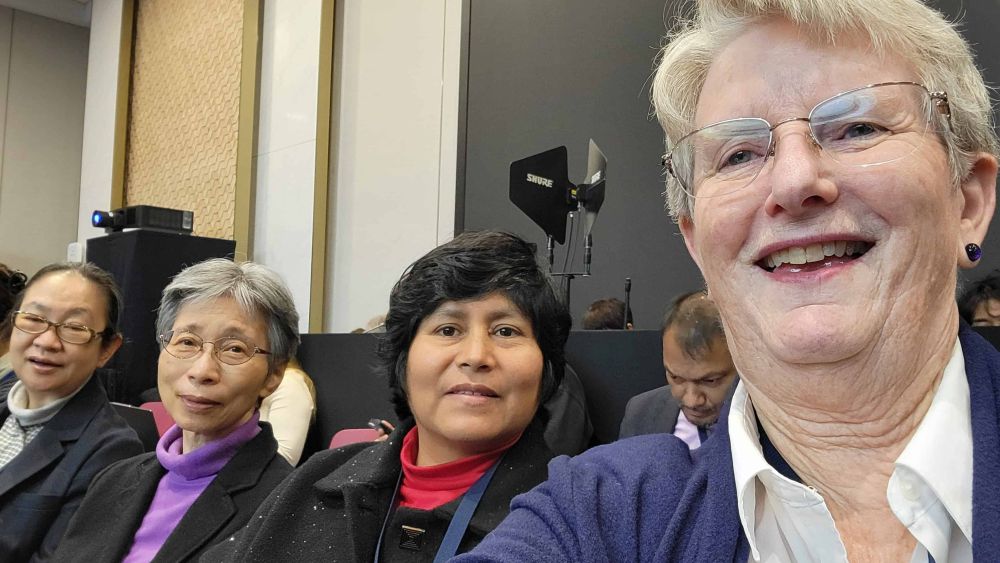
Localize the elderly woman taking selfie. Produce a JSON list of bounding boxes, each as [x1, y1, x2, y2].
[[205, 230, 571, 561], [0, 263, 142, 561], [460, 0, 1000, 562], [54, 259, 298, 562]]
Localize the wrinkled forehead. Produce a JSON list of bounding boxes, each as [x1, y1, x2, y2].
[[694, 18, 913, 127]]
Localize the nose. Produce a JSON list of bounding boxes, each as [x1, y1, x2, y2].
[[185, 345, 222, 385], [32, 324, 64, 350], [456, 330, 495, 372], [683, 384, 707, 409], [762, 122, 839, 216]]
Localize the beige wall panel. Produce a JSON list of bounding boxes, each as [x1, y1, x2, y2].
[[0, 11, 88, 276], [124, 0, 243, 239]]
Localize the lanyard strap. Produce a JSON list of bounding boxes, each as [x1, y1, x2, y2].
[[373, 458, 503, 563], [432, 458, 501, 563]]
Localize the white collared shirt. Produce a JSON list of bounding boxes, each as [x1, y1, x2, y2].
[[729, 339, 972, 563]]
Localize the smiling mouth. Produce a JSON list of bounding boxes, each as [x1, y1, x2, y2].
[[758, 240, 873, 273]]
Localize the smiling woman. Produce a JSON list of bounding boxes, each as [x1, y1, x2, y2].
[[204, 231, 572, 562], [458, 1, 1000, 562], [0, 263, 143, 561], [54, 259, 300, 562]]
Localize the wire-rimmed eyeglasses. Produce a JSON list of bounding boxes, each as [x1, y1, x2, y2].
[[158, 331, 271, 366], [12, 311, 107, 345], [661, 81, 951, 199]]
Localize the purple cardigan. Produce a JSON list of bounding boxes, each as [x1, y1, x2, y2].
[[455, 324, 1000, 562]]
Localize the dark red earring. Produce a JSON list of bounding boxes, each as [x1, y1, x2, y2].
[[966, 243, 983, 262]]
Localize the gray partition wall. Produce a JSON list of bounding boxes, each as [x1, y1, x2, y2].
[[459, 0, 1000, 327]]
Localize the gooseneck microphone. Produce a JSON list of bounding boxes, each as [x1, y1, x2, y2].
[[623, 277, 632, 329]]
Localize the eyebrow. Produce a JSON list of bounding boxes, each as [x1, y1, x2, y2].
[[428, 304, 526, 323], [173, 322, 255, 339], [23, 303, 96, 320]]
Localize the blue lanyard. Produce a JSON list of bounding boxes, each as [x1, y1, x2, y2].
[[373, 458, 502, 563]]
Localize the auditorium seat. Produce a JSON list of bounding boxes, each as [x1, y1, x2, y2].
[[329, 428, 380, 449], [140, 401, 175, 435]]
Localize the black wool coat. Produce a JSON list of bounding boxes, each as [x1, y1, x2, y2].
[[53, 422, 292, 563], [202, 419, 554, 563], [0, 376, 143, 562]]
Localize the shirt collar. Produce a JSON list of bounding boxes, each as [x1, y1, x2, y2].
[[729, 340, 973, 559], [894, 338, 972, 541]]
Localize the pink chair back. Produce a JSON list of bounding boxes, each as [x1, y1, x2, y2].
[[140, 401, 175, 436], [329, 428, 380, 449]]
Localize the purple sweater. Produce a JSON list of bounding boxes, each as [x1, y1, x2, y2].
[[122, 413, 261, 563]]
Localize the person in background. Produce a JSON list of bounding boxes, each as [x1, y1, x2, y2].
[[619, 291, 738, 447], [203, 230, 571, 562], [259, 356, 316, 466], [55, 259, 298, 562], [459, 0, 1000, 560], [0, 264, 27, 387], [581, 297, 633, 330], [959, 271, 1000, 326], [0, 262, 143, 561]]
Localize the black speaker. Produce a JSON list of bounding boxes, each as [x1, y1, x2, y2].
[[86, 230, 236, 404]]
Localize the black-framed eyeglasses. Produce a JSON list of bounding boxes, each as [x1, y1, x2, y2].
[[12, 311, 106, 345], [158, 330, 271, 366], [661, 81, 952, 199]]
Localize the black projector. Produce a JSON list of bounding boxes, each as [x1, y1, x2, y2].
[[92, 205, 194, 235]]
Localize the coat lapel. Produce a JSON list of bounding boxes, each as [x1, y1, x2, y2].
[[98, 455, 165, 561], [314, 425, 408, 561], [152, 424, 284, 562], [959, 325, 1000, 557], [0, 377, 106, 498]]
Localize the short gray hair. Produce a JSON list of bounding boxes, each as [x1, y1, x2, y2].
[[652, 0, 998, 221], [155, 258, 300, 372]]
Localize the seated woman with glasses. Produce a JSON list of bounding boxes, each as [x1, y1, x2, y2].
[[54, 258, 299, 562], [0, 263, 143, 561], [205, 231, 572, 562]]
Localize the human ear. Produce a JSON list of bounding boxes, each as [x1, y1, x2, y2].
[[96, 334, 123, 367], [678, 215, 704, 272], [957, 153, 998, 269]]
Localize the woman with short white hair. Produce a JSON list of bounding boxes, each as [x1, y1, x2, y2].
[[461, 0, 1000, 561]]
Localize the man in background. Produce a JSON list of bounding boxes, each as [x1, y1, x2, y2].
[[582, 297, 633, 330], [619, 291, 737, 448]]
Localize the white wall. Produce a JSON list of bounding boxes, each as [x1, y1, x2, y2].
[[70, 0, 463, 333], [253, 0, 322, 334], [0, 9, 88, 275], [324, 0, 462, 332], [76, 0, 121, 249]]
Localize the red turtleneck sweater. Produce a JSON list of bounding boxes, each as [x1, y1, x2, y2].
[[397, 427, 521, 510]]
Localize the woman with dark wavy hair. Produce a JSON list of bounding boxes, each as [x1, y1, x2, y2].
[[0, 263, 27, 384], [206, 230, 571, 562]]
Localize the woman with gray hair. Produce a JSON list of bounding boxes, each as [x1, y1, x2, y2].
[[55, 258, 299, 562], [462, 0, 1000, 561]]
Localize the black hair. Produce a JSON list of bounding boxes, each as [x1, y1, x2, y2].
[[582, 297, 633, 330], [379, 230, 571, 422], [958, 271, 1000, 324], [661, 290, 725, 360], [12, 262, 123, 347], [0, 264, 27, 340]]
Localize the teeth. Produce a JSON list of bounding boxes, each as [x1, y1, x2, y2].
[[764, 240, 870, 269], [805, 243, 824, 263], [835, 240, 847, 257]]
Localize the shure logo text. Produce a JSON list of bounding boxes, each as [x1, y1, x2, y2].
[[526, 173, 554, 188]]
